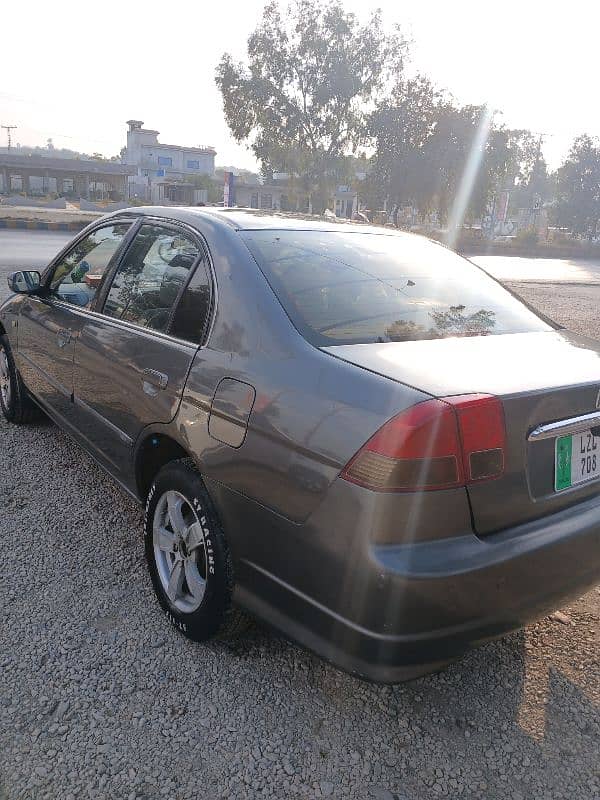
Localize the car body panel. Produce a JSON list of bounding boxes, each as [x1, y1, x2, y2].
[[323, 330, 600, 397], [13, 296, 84, 421], [325, 330, 600, 534], [72, 312, 198, 472]]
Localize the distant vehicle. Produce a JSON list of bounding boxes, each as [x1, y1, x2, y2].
[[1, 208, 599, 682]]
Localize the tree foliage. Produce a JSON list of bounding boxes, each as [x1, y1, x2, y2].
[[215, 0, 407, 210], [368, 83, 543, 224], [215, 0, 598, 233], [555, 135, 600, 236]]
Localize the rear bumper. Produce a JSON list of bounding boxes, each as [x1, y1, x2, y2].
[[237, 490, 600, 684], [363, 495, 600, 681]]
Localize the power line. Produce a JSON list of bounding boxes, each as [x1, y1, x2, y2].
[[1, 124, 17, 151]]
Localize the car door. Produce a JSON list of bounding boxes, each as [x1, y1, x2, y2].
[[15, 221, 135, 422], [71, 221, 212, 480]]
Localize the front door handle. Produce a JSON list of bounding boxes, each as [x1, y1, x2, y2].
[[57, 328, 71, 348], [142, 368, 169, 393]]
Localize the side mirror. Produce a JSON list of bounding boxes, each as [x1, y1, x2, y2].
[[7, 271, 41, 295]]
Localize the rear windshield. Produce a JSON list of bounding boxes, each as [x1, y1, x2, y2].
[[241, 229, 552, 346]]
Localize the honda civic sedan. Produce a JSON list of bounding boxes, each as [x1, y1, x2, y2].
[[1, 207, 599, 682]]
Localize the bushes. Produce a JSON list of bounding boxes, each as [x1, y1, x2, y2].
[[513, 228, 538, 247]]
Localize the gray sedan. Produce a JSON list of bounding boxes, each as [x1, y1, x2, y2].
[[1, 207, 599, 683]]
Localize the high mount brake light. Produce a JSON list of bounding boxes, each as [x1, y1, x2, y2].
[[341, 395, 505, 492]]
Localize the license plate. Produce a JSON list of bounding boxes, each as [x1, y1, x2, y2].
[[555, 429, 600, 491]]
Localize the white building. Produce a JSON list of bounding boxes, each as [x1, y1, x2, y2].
[[123, 120, 216, 204]]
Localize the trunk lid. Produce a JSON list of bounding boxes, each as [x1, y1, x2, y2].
[[324, 330, 600, 534]]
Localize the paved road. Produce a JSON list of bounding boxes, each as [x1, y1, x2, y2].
[[472, 255, 600, 284], [0, 231, 71, 302], [0, 230, 71, 269]]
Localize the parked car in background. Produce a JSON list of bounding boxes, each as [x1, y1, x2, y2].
[[1, 207, 599, 682]]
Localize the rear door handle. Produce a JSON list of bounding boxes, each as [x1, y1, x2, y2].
[[57, 328, 71, 348], [142, 368, 169, 392]]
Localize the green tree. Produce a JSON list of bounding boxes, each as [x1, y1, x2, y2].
[[187, 173, 222, 203], [215, 0, 407, 212], [366, 75, 443, 218], [369, 84, 541, 228], [555, 135, 600, 237]]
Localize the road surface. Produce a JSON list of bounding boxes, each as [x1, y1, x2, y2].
[[0, 231, 71, 301]]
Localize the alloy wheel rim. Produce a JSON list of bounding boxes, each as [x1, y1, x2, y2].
[[153, 490, 208, 613], [0, 348, 11, 409]]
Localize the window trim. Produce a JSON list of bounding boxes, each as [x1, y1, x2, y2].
[[96, 218, 215, 346], [38, 213, 217, 348], [47, 300, 201, 351]]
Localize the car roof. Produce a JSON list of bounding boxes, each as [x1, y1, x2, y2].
[[114, 206, 417, 238]]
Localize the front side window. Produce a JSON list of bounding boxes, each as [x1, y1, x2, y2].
[[158, 156, 172, 167], [241, 230, 553, 346], [186, 160, 200, 170], [102, 224, 199, 333], [49, 223, 132, 308]]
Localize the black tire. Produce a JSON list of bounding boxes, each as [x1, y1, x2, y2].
[[144, 457, 250, 642], [0, 334, 43, 425]]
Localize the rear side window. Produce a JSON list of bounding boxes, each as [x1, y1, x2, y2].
[[241, 230, 552, 346], [170, 260, 212, 344], [102, 224, 199, 333]]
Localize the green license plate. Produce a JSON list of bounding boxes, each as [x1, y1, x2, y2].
[[555, 430, 600, 491]]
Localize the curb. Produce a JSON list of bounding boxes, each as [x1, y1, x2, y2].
[[0, 219, 87, 231]]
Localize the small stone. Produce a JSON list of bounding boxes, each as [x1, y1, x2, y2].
[[54, 701, 69, 720], [370, 788, 395, 800], [320, 781, 334, 796], [550, 611, 572, 625]]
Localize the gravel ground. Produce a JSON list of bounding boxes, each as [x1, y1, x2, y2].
[[505, 281, 600, 339], [0, 285, 598, 800]]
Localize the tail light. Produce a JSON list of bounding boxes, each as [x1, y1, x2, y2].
[[341, 394, 505, 492]]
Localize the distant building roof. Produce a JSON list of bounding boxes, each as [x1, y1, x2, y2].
[[0, 153, 136, 175], [139, 142, 216, 155]]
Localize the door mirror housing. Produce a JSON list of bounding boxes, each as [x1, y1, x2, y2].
[[7, 271, 41, 295]]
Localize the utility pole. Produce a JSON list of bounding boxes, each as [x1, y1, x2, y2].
[[1, 125, 17, 151], [527, 132, 546, 230]]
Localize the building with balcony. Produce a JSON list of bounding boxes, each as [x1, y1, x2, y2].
[[123, 120, 216, 204]]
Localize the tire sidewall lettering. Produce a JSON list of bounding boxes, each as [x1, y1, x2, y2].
[[165, 610, 187, 633]]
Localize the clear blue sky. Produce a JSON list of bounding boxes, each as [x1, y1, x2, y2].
[[1, 0, 597, 170]]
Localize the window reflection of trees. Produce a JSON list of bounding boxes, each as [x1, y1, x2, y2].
[[384, 306, 496, 342]]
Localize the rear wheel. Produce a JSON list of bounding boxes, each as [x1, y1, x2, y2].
[[144, 458, 250, 641], [0, 335, 42, 424]]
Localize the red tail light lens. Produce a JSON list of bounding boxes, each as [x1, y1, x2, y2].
[[444, 394, 506, 482], [341, 395, 505, 492]]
